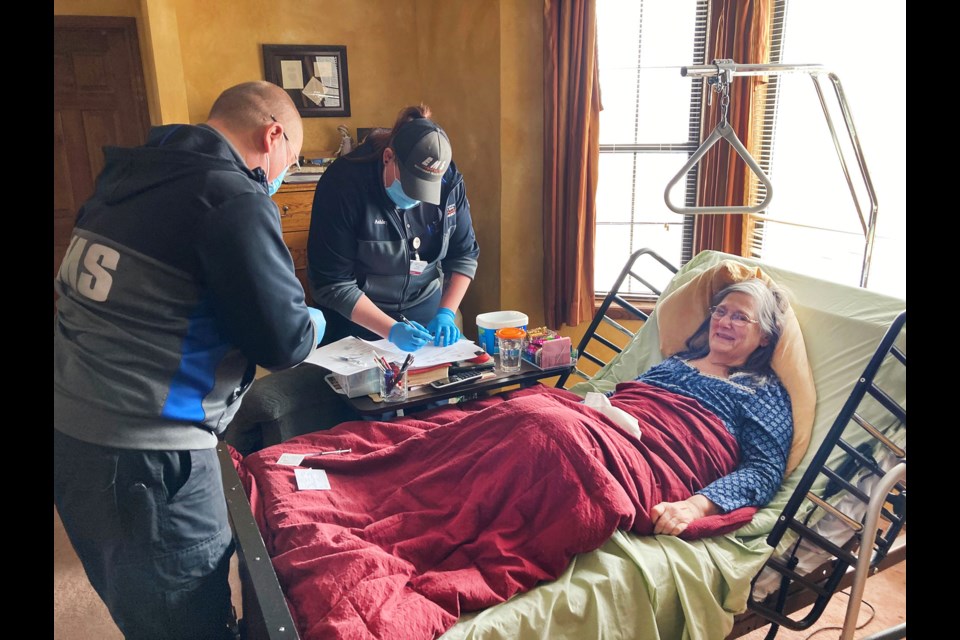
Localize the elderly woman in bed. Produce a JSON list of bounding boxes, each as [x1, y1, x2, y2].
[[636, 278, 793, 536]]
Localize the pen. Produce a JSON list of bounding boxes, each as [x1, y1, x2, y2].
[[384, 363, 398, 394], [399, 314, 435, 340], [397, 353, 414, 377]]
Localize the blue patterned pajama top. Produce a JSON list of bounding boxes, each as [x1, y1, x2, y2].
[[630, 356, 793, 512]]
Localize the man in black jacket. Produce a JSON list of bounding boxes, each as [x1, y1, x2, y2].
[[53, 81, 324, 639]]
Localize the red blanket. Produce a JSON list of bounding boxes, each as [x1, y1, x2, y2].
[[238, 382, 756, 640]]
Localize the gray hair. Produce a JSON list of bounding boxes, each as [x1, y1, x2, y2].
[[679, 278, 789, 375]]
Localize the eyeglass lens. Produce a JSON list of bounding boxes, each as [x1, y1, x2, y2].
[[710, 306, 753, 325]]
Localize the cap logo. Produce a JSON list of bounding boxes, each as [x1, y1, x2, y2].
[[418, 156, 447, 175]]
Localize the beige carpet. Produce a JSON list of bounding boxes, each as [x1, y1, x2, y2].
[[54, 507, 243, 640], [55, 506, 904, 639]]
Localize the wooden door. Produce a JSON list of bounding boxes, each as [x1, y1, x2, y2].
[[53, 16, 151, 290]]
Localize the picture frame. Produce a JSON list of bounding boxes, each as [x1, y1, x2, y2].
[[262, 44, 351, 118]]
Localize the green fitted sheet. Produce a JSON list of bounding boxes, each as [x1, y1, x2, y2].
[[442, 250, 906, 640]]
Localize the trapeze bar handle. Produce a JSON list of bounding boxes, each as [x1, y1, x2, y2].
[[664, 121, 774, 215], [681, 62, 827, 78]]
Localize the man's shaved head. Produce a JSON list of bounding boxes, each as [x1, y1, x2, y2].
[[208, 81, 303, 146]]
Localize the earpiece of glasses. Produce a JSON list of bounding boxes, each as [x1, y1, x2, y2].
[[270, 114, 301, 174], [709, 306, 759, 327]]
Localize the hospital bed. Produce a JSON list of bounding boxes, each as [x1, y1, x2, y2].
[[217, 248, 906, 640]]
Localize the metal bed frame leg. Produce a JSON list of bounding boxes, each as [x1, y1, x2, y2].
[[860, 622, 906, 640], [839, 462, 907, 640]]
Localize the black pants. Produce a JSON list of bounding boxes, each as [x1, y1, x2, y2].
[[53, 429, 235, 640]]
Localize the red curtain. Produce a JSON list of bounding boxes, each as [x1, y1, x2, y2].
[[694, 0, 773, 255], [543, 0, 601, 327]]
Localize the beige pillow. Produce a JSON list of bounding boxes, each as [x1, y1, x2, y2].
[[656, 260, 815, 477]]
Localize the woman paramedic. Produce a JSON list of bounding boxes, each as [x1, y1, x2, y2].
[[306, 104, 480, 351]]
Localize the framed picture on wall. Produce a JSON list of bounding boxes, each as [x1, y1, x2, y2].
[[262, 44, 351, 118]]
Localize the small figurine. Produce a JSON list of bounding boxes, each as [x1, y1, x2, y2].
[[336, 125, 354, 157]]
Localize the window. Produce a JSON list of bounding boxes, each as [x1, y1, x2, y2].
[[748, 0, 906, 299], [596, 1, 905, 301], [594, 0, 708, 296]]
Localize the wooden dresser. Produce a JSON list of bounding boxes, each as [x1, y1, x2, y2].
[[272, 182, 318, 305]]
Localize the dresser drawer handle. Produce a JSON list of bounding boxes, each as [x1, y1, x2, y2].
[[281, 205, 290, 217]]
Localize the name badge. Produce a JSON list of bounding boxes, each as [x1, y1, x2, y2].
[[409, 259, 428, 275]]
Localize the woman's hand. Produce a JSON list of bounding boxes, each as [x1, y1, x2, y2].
[[388, 320, 433, 352], [427, 308, 460, 346], [650, 495, 720, 536]]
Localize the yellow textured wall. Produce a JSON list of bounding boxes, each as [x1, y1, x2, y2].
[[173, 0, 423, 152], [140, 0, 189, 124], [414, 2, 503, 340], [499, 0, 544, 329]]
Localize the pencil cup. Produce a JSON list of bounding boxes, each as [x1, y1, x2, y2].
[[380, 366, 408, 403]]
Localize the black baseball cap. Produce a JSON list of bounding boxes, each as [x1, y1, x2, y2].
[[392, 118, 452, 206]]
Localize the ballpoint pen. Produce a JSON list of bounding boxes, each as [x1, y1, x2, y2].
[[399, 314, 435, 340], [396, 353, 414, 377]]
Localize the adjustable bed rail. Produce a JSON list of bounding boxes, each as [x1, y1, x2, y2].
[[217, 444, 300, 640], [740, 311, 907, 640], [557, 248, 678, 389]]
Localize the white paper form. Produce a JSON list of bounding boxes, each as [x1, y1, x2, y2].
[[304, 336, 390, 374], [305, 336, 485, 373], [277, 453, 307, 466], [361, 338, 485, 368], [294, 468, 331, 491]]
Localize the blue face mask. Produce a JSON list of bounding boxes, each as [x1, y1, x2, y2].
[[267, 167, 288, 196], [264, 133, 293, 196], [386, 178, 420, 210]]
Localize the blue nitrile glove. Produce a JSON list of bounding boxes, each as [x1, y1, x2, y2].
[[427, 308, 460, 347], [388, 319, 432, 352], [307, 307, 326, 346]]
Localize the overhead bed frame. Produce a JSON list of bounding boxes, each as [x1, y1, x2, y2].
[[217, 248, 906, 640]]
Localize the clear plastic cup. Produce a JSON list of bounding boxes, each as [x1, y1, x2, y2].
[[496, 327, 527, 373], [380, 366, 408, 403]]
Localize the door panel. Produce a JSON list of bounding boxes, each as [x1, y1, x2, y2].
[[53, 16, 150, 296]]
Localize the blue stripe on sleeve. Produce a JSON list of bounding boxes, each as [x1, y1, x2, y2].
[[161, 303, 230, 422]]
